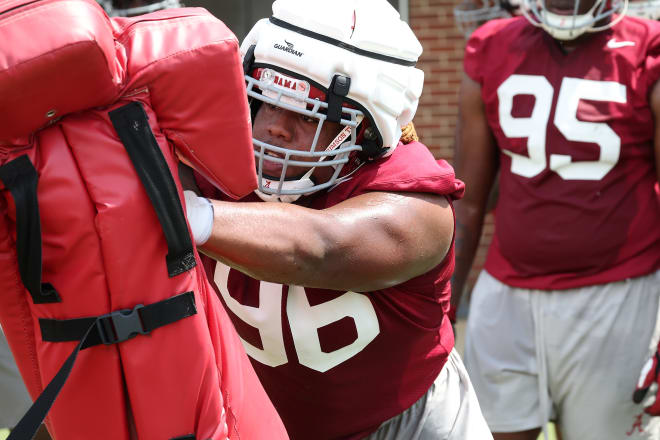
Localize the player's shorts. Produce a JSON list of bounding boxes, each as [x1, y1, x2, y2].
[[364, 348, 493, 440], [464, 269, 660, 440], [0, 326, 32, 428]]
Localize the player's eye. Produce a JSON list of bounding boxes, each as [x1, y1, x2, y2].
[[300, 114, 316, 123]]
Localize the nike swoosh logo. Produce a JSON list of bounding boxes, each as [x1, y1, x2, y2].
[[607, 39, 636, 49]]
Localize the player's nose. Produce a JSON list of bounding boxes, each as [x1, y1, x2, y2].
[[267, 109, 296, 142]]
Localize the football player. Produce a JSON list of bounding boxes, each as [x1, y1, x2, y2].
[[182, 0, 493, 438], [452, 0, 660, 437]]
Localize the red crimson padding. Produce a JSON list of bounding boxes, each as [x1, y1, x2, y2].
[[0, 1, 283, 439]]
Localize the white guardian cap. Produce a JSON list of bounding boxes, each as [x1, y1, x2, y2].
[[242, 0, 424, 202]]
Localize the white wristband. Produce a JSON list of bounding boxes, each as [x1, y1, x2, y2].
[[183, 190, 214, 246]]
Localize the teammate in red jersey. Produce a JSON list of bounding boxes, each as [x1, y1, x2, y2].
[[452, 0, 660, 437], [181, 0, 493, 438]]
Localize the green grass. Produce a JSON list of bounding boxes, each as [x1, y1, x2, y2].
[[537, 423, 559, 440]]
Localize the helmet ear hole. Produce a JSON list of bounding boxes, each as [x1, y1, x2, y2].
[[356, 123, 387, 159]]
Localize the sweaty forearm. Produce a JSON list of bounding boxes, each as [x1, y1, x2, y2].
[[200, 200, 332, 286], [450, 201, 487, 310]]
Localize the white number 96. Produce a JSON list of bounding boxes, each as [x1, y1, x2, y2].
[[214, 264, 380, 373]]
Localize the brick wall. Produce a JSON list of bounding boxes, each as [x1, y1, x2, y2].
[[409, 0, 494, 302]]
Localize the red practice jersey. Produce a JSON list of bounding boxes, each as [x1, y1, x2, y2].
[[198, 141, 464, 439], [465, 16, 660, 290]]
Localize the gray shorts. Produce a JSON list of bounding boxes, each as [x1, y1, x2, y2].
[[363, 349, 493, 440], [464, 270, 660, 440], [0, 326, 31, 428]]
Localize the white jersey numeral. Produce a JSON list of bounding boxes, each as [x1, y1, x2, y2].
[[498, 75, 553, 178], [497, 75, 626, 180], [552, 78, 626, 180], [214, 264, 381, 372], [214, 263, 287, 367], [287, 286, 379, 372]]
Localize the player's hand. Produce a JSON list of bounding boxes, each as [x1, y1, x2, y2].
[[183, 190, 214, 246], [633, 343, 660, 415]]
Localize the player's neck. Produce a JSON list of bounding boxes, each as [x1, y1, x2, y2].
[[552, 32, 595, 54], [556, 39, 578, 53], [549, 18, 611, 54]]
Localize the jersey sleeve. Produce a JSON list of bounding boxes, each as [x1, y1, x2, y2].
[[464, 18, 522, 83], [463, 24, 487, 82], [463, 19, 504, 82]]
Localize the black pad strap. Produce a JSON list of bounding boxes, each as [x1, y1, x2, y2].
[[171, 436, 196, 440], [39, 291, 197, 347], [108, 102, 196, 277], [8, 317, 96, 440], [0, 155, 60, 304], [10, 292, 196, 440], [326, 75, 351, 124]]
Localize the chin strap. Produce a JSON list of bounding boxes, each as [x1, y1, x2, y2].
[[254, 167, 316, 203]]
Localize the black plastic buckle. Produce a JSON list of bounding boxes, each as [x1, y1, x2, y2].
[[96, 304, 148, 345]]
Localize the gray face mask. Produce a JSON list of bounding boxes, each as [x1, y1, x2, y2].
[[246, 69, 365, 203], [522, 0, 628, 40]]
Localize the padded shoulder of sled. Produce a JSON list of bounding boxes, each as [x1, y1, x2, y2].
[[116, 9, 257, 199], [0, 0, 121, 145]]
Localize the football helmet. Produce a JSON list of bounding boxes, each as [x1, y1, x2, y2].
[[454, 0, 515, 37], [521, 0, 628, 40], [627, 0, 660, 19], [242, 0, 424, 202], [98, 0, 181, 17]]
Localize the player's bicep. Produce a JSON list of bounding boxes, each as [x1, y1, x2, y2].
[[320, 191, 454, 292], [455, 72, 499, 207], [652, 79, 660, 184]]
